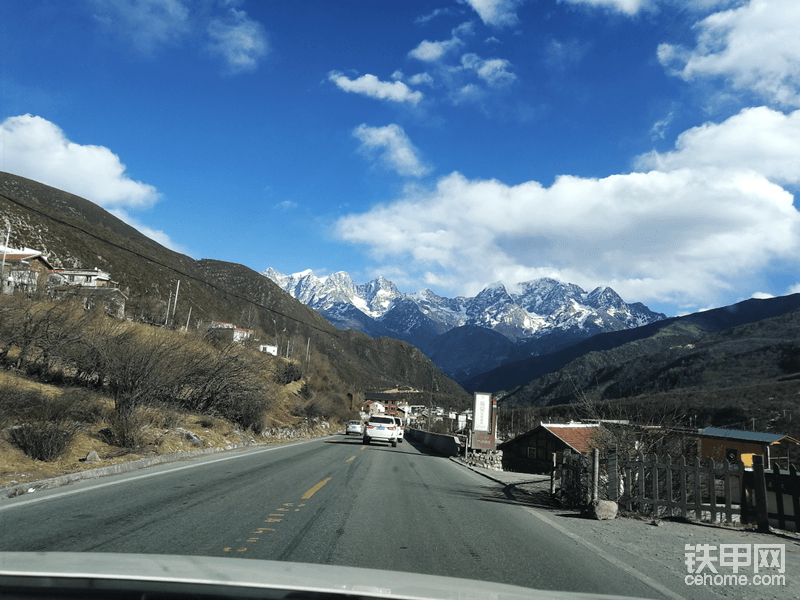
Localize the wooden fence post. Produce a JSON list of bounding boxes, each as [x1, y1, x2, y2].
[[608, 445, 618, 501], [550, 452, 557, 496], [752, 454, 770, 532], [592, 448, 599, 503]]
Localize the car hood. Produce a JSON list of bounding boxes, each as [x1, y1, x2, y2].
[[0, 552, 641, 600]]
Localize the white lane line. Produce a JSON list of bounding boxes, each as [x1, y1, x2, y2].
[[524, 508, 687, 600], [0, 438, 325, 512]]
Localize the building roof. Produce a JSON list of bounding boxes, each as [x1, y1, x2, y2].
[[1, 249, 55, 270], [543, 424, 599, 453], [499, 422, 599, 454], [700, 427, 799, 445]]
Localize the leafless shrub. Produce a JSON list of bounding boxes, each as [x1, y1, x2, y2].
[[1, 389, 80, 462], [273, 360, 303, 385]]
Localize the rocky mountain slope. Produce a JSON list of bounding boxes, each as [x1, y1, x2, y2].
[[500, 296, 800, 407], [0, 172, 469, 409], [263, 268, 666, 384]]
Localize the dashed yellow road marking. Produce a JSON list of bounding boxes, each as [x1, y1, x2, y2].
[[223, 547, 231, 552], [360, 446, 366, 450], [269, 513, 283, 517], [237, 548, 247, 552], [247, 538, 259, 542], [345, 456, 355, 463], [301, 478, 331, 499]]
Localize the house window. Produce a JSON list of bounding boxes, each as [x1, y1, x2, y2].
[[725, 448, 739, 462], [526, 447, 536, 459]]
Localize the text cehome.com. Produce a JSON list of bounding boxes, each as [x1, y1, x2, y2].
[[684, 573, 785, 586]]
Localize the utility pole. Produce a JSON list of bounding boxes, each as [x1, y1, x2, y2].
[[165, 291, 172, 326], [172, 280, 180, 321], [1, 226, 10, 293]]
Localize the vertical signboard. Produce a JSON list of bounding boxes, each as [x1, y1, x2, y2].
[[471, 392, 495, 450], [473, 392, 491, 432]]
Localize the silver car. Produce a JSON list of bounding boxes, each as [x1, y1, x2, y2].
[[346, 420, 363, 435]]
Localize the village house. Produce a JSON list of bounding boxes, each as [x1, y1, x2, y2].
[[698, 426, 800, 469], [498, 422, 602, 473], [48, 267, 114, 287], [362, 392, 407, 417], [0, 247, 55, 295], [204, 321, 254, 344], [2, 245, 126, 317]]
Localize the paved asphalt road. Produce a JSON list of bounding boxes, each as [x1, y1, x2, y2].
[[0, 434, 707, 599]]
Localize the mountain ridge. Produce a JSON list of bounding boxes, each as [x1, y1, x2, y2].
[[263, 267, 666, 384]]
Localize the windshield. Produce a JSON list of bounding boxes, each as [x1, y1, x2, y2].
[[1, 2, 798, 600]]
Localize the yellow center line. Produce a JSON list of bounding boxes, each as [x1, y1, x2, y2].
[[345, 456, 355, 463], [301, 477, 331, 499], [360, 446, 366, 450]]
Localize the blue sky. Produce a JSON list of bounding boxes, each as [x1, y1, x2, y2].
[[2, 0, 799, 317]]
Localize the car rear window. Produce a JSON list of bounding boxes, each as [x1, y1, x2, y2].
[[370, 417, 393, 424]]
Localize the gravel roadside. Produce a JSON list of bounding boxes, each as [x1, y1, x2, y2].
[[452, 458, 800, 600]]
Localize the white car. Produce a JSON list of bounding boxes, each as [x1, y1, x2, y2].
[[362, 415, 397, 447], [346, 420, 363, 435], [392, 416, 404, 443]]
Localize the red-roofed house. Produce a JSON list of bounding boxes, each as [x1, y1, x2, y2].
[[498, 422, 601, 474], [1, 247, 55, 294]]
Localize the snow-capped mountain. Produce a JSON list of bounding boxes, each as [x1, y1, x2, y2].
[[262, 268, 401, 317], [263, 268, 666, 384]]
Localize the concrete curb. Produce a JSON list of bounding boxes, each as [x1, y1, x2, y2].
[[2, 428, 343, 501], [1, 442, 259, 500], [449, 456, 510, 486]]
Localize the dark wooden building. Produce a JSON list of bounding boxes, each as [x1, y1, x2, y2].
[[499, 423, 601, 473]]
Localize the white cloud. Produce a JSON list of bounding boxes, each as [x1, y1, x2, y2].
[[750, 291, 774, 299], [1, 114, 159, 209], [458, 0, 524, 27], [409, 73, 435, 86], [90, 0, 190, 55], [635, 106, 800, 185], [461, 54, 516, 87], [649, 109, 675, 140], [0, 114, 191, 253], [658, 0, 800, 107], [353, 124, 431, 178], [408, 22, 472, 63], [545, 39, 589, 70], [560, 0, 649, 14], [409, 38, 463, 62], [415, 8, 458, 24], [108, 209, 189, 254], [207, 8, 268, 74], [275, 200, 298, 211], [335, 164, 800, 307], [787, 283, 800, 295], [328, 72, 424, 104]]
